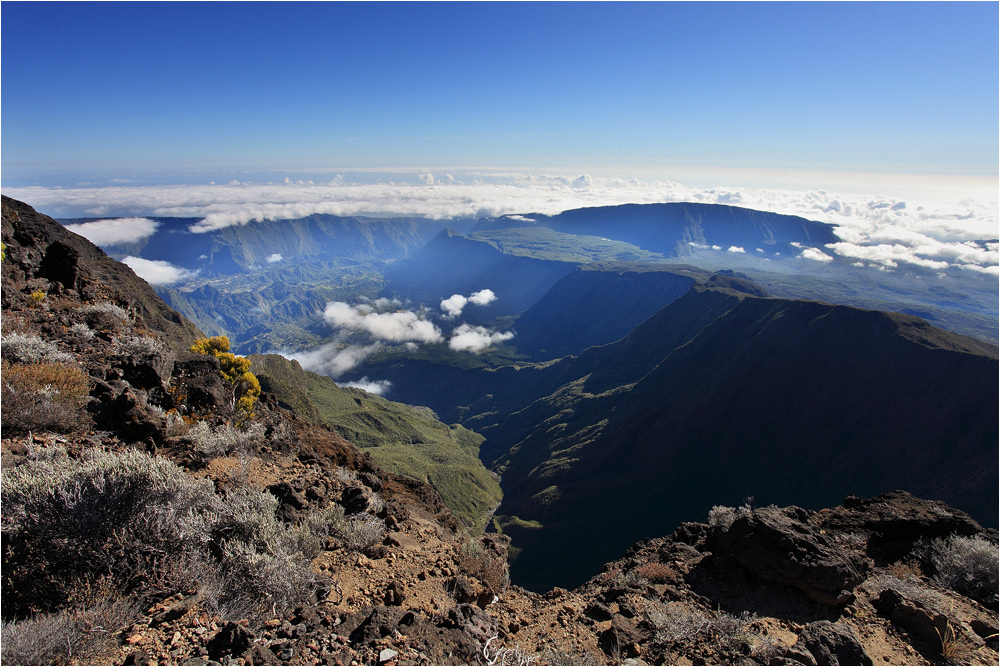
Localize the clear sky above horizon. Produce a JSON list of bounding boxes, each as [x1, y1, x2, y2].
[[2, 1, 998, 184]]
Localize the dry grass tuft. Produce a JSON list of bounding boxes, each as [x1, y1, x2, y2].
[[1, 361, 92, 434]]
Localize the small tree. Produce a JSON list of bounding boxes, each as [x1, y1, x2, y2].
[[190, 336, 260, 418]]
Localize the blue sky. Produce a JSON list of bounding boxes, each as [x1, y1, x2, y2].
[[2, 1, 997, 182]]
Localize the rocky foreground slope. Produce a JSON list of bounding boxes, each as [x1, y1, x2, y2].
[[2, 196, 998, 666]]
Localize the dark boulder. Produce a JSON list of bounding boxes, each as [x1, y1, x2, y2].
[[446, 603, 496, 644], [784, 620, 873, 665], [871, 587, 983, 651], [709, 505, 870, 605], [119, 350, 176, 391], [822, 491, 984, 562], [206, 622, 255, 661], [172, 352, 229, 413], [598, 614, 652, 659], [347, 606, 412, 645]]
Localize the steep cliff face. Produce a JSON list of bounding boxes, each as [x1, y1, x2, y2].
[[511, 264, 700, 360], [485, 286, 999, 590], [382, 229, 578, 318]]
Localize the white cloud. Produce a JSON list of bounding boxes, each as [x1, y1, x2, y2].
[[799, 247, 834, 262], [441, 289, 498, 318], [122, 256, 199, 285], [727, 246, 746, 253], [283, 342, 381, 378], [468, 288, 497, 306], [825, 242, 951, 271], [63, 217, 159, 245], [266, 253, 283, 263], [323, 301, 443, 343], [337, 377, 393, 396], [449, 324, 515, 352], [440, 294, 468, 319]]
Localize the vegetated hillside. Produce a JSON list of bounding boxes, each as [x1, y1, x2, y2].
[[65, 213, 473, 276], [248, 353, 502, 533], [483, 285, 999, 591], [3, 196, 999, 666], [512, 263, 705, 360], [476, 202, 840, 258]]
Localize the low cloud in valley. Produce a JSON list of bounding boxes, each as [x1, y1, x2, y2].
[[323, 301, 443, 344], [63, 217, 159, 245], [440, 289, 497, 319], [337, 377, 393, 396], [449, 324, 515, 352], [122, 256, 199, 285]]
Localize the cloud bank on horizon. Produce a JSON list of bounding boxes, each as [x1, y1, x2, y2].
[[9, 169, 998, 275]]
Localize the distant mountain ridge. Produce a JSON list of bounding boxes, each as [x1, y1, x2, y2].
[[62, 213, 475, 276], [476, 202, 840, 257], [381, 229, 579, 318]]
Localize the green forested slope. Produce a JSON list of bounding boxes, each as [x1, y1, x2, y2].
[[249, 353, 502, 532]]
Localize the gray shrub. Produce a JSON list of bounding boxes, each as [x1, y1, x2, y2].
[[1, 332, 75, 364], [2, 447, 323, 623]]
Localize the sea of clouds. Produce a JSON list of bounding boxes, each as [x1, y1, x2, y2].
[[30, 169, 998, 278]]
